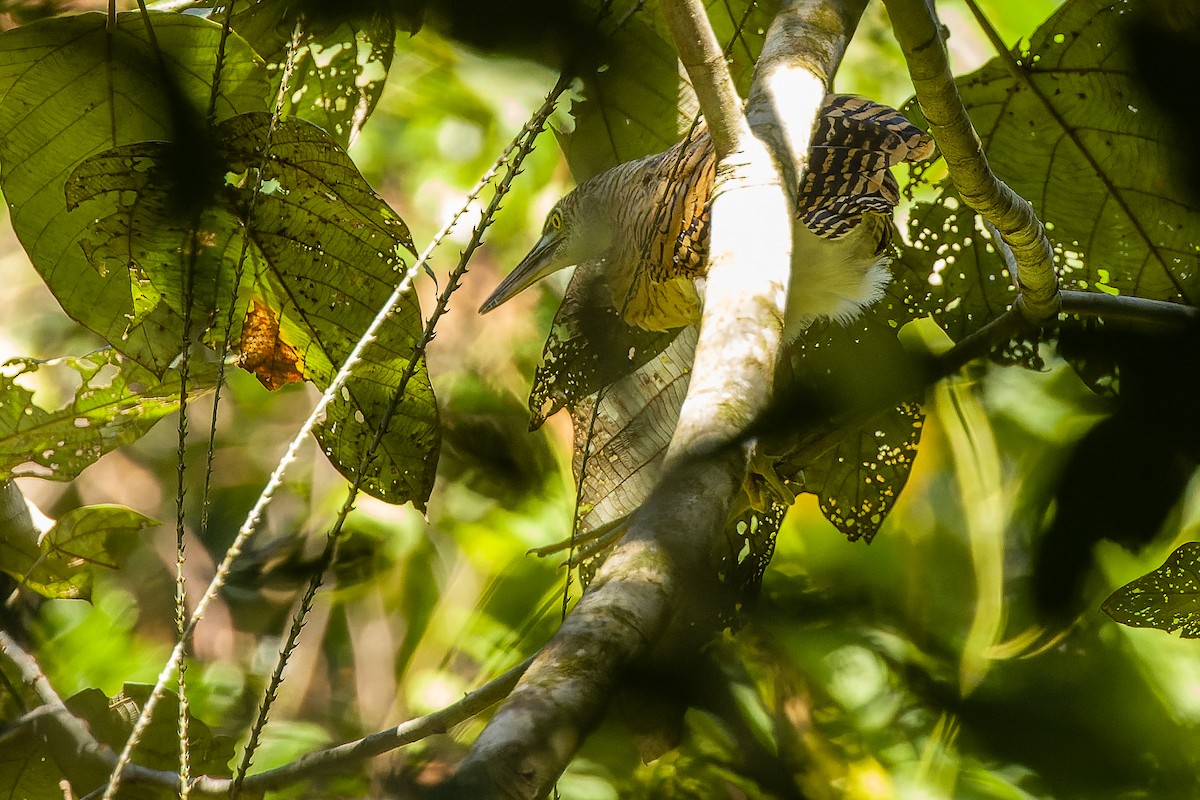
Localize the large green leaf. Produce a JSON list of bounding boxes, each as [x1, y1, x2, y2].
[[563, 0, 779, 180], [23, 684, 235, 799], [0, 734, 60, 800], [65, 113, 440, 508], [0, 350, 184, 481], [180, 0, 396, 146], [0, 502, 154, 600], [0, 11, 270, 372], [1103, 542, 1200, 638], [777, 318, 928, 543], [893, 0, 1200, 340], [528, 258, 682, 429]]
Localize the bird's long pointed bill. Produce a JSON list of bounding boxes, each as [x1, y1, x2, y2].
[[478, 234, 562, 314]]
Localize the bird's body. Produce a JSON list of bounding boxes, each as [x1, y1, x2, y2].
[[481, 94, 934, 339]]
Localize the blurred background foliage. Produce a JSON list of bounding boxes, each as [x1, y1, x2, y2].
[[1, 0, 1198, 798]]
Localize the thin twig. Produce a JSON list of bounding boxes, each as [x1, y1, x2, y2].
[[0, 624, 530, 797]]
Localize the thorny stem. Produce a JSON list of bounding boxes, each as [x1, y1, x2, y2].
[[0, 624, 529, 797], [229, 74, 571, 797]]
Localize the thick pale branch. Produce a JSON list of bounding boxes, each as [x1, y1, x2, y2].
[[438, 3, 866, 798], [667, 0, 865, 462], [747, 0, 868, 191], [661, 0, 789, 462], [884, 0, 1060, 321], [660, 0, 750, 158]]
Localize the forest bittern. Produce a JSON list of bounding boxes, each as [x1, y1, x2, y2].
[[480, 95, 934, 338]]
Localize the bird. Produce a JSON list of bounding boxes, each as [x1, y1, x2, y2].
[[479, 94, 935, 340]]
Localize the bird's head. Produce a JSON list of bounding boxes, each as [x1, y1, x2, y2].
[[479, 185, 612, 314]]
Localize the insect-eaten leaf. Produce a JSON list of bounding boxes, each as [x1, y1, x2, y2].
[[0, 504, 155, 601], [770, 318, 930, 543], [798, 400, 924, 544], [66, 112, 439, 508], [183, 0, 396, 146], [0, 350, 188, 482], [896, 0, 1200, 344], [1103, 543, 1200, 638], [530, 258, 682, 429], [0, 10, 269, 373]]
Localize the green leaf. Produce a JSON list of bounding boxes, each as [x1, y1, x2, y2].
[[0, 734, 62, 800], [798, 400, 924, 544], [0, 11, 270, 372], [528, 259, 681, 429], [45, 684, 236, 798], [65, 113, 438, 507], [0, 350, 183, 481], [1103, 542, 1200, 638], [0, 503, 154, 600], [563, 0, 779, 179], [777, 317, 929, 543], [226, 114, 437, 507], [182, 0, 396, 146], [895, 0, 1200, 339]]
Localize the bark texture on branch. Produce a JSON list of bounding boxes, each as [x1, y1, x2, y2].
[[883, 0, 1060, 321], [437, 2, 866, 798]]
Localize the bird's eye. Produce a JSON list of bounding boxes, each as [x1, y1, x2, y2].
[[548, 210, 563, 231]]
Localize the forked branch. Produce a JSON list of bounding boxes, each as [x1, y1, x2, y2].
[[435, 2, 867, 798]]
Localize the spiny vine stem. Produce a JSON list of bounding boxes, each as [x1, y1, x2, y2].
[[0, 622, 530, 797], [231, 74, 570, 795], [100, 17, 308, 800]]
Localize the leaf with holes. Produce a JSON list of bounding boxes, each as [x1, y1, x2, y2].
[[182, 0, 396, 146], [896, 0, 1200, 341], [797, 400, 924, 543], [0, 504, 154, 600], [563, 0, 780, 180], [0, 351, 186, 482], [65, 112, 439, 508], [0, 11, 269, 373], [1103, 543, 1200, 637], [529, 259, 682, 429], [774, 317, 929, 542]]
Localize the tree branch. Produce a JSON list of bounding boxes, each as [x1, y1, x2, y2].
[[884, 0, 1060, 322], [194, 657, 532, 795], [773, 288, 1200, 485], [0, 628, 529, 798], [0, 629, 178, 793], [435, 3, 866, 798], [660, 0, 749, 158]]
